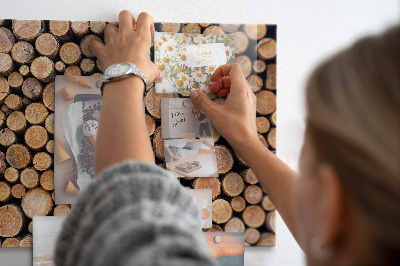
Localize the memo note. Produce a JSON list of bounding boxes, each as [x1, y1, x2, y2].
[[161, 98, 212, 139], [185, 43, 227, 67]]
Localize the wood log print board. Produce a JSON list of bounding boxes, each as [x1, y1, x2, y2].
[[0, 19, 277, 247]]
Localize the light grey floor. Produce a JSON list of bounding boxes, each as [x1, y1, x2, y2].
[[0, 1, 398, 265]]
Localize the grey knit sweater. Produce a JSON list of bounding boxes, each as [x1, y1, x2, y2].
[[54, 160, 217, 266]]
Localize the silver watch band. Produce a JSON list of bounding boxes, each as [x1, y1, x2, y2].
[[96, 62, 148, 95]]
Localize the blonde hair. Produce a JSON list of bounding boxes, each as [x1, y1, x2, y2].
[[305, 26, 400, 264]]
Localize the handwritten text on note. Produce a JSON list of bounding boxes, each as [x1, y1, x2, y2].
[[184, 43, 227, 67]]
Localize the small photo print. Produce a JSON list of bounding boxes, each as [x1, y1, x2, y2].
[[204, 232, 245, 266], [190, 189, 212, 228], [54, 75, 102, 204], [33, 216, 66, 266], [161, 98, 212, 139], [164, 138, 218, 177], [154, 32, 235, 94], [54, 75, 146, 205]]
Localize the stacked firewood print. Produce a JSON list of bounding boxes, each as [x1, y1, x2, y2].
[[0, 19, 277, 249]]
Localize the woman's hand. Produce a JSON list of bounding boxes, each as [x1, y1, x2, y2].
[[90, 10, 163, 84], [189, 63, 259, 149]]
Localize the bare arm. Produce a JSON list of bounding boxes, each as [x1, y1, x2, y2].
[[91, 11, 163, 175], [187, 107, 201, 125], [199, 117, 208, 123], [187, 106, 195, 116], [189, 64, 300, 243], [95, 77, 154, 174], [165, 145, 180, 160], [229, 135, 298, 240], [201, 139, 214, 149]]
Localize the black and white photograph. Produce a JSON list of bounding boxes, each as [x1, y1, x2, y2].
[[164, 138, 218, 177], [161, 98, 212, 139]]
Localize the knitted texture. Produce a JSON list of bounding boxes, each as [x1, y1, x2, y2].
[[54, 160, 217, 266]]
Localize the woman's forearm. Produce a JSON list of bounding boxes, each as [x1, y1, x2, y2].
[[187, 63, 299, 241], [202, 139, 214, 149], [95, 76, 154, 175], [230, 137, 299, 242], [165, 146, 175, 157], [89, 11, 161, 175]]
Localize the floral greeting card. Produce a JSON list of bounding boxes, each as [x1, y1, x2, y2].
[[154, 32, 235, 94]]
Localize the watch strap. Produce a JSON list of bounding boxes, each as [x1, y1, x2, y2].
[[96, 62, 148, 96]]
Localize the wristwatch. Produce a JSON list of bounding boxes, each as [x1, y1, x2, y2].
[[96, 62, 148, 95]]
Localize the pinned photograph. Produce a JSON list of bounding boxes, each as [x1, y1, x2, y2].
[[161, 98, 212, 139], [164, 138, 218, 177], [204, 232, 245, 266], [33, 216, 66, 266], [154, 32, 235, 94], [190, 189, 212, 228], [54, 75, 102, 204], [54, 74, 150, 204]]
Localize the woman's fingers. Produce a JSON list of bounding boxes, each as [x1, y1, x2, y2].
[[136, 12, 154, 36], [210, 63, 243, 83], [118, 10, 135, 35], [150, 62, 164, 83], [210, 65, 226, 82], [104, 23, 118, 45], [90, 39, 105, 59], [218, 88, 230, 97], [209, 76, 231, 93]]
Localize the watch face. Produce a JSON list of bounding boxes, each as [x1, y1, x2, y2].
[[105, 62, 131, 77]]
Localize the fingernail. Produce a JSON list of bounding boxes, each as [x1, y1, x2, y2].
[[154, 72, 164, 83], [190, 90, 199, 100]]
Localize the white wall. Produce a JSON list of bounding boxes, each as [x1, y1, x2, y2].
[[0, 1, 398, 265]]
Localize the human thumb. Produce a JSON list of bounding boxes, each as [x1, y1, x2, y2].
[[189, 90, 215, 115], [150, 63, 164, 83]]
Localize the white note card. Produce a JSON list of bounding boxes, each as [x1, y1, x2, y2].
[[184, 43, 227, 67]]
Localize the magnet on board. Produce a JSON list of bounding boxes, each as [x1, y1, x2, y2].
[[214, 235, 221, 243], [183, 98, 192, 107], [193, 35, 201, 44]]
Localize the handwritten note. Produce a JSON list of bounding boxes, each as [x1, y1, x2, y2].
[[161, 98, 212, 139], [171, 111, 186, 128], [184, 43, 227, 67]]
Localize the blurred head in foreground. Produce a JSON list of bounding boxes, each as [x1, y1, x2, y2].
[[294, 25, 400, 265]]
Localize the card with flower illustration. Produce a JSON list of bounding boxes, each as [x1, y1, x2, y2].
[[154, 32, 235, 94]]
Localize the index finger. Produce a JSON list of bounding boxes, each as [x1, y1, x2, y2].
[[90, 39, 105, 59], [210, 63, 244, 83]]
